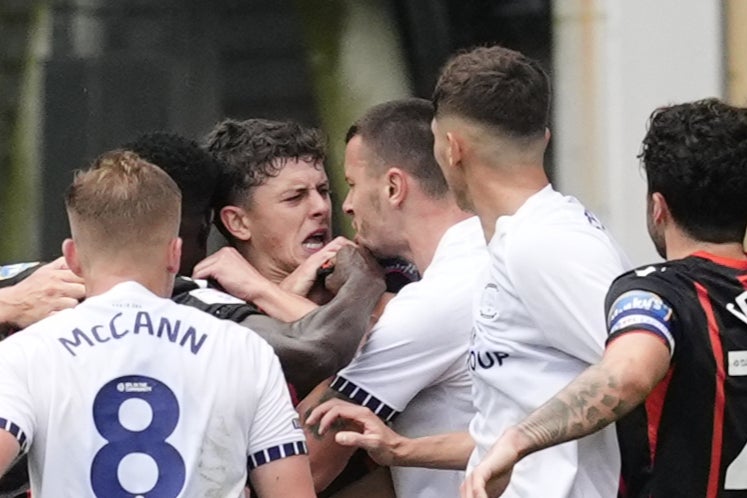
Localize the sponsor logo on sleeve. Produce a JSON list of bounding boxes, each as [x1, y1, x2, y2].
[[607, 289, 675, 351]]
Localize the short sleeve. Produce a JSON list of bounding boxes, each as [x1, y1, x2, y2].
[[0, 337, 34, 454], [333, 280, 471, 419], [246, 341, 307, 469], [507, 227, 625, 364], [604, 270, 679, 355]]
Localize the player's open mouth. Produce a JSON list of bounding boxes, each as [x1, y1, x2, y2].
[[302, 229, 329, 251]]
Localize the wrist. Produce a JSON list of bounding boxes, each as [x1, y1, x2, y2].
[[346, 270, 386, 296], [239, 277, 275, 304], [502, 425, 534, 460], [389, 433, 409, 467]]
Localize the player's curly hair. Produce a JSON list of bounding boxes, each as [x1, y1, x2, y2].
[[639, 98, 747, 243], [123, 132, 221, 218], [433, 45, 550, 138], [204, 118, 327, 210]]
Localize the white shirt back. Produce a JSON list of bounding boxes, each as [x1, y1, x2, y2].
[[0, 282, 305, 498], [333, 216, 488, 498], [468, 186, 629, 497]]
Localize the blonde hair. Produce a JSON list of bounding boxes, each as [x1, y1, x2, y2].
[[65, 150, 181, 254]]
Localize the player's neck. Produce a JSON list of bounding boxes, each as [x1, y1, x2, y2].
[[665, 230, 747, 262], [83, 264, 175, 299], [468, 164, 549, 242], [405, 202, 471, 274]]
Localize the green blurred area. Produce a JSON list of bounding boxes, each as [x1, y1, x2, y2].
[[0, 0, 413, 261], [0, 3, 46, 263]]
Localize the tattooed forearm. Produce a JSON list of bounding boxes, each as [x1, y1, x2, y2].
[[514, 363, 635, 456]]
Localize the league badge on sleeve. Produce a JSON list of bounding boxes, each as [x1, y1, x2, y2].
[[0, 262, 39, 280]]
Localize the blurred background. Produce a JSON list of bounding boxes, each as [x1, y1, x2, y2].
[[0, 0, 744, 266]]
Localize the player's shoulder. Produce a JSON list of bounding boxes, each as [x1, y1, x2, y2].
[[435, 217, 488, 263], [606, 261, 689, 306], [612, 261, 681, 287], [171, 277, 261, 322], [375, 270, 474, 343]]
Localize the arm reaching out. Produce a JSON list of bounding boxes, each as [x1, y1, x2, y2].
[[193, 247, 317, 321], [307, 398, 473, 470], [240, 245, 385, 398], [0, 432, 20, 481], [462, 332, 671, 498]]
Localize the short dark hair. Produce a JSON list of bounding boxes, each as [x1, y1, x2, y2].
[[123, 131, 221, 219], [433, 45, 550, 138], [204, 118, 327, 209], [346, 98, 448, 199], [639, 98, 747, 243]]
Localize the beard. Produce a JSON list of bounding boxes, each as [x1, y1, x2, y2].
[[650, 229, 667, 259], [449, 175, 475, 213]]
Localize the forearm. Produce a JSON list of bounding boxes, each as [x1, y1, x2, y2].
[[303, 389, 358, 491], [238, 272, 384, 397], [303, 272, 385, 364], [393, 432, 473, 470], [329, 466, 394, 498], [249, 282, 317, 322], [0, 455, 28, 496], [511, 359, 655, 460]]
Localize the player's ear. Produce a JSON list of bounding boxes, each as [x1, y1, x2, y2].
[[445, 131, 462, 169], [167, 237, 182, 275], [61, 238, 82, 277], [385, 167, 407, 208], [650, 192, 669, 224], [220, 205, 252, 242]]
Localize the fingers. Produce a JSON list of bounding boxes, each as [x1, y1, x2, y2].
[[335, 430, 378, 449], [461, 474, 489, 498], [192, 247, 244, 278], [59, 281, 86, 301], [57, 268, 85, 285], [192, 252, 219, 278], [52, 296, 81, 312], [307, 399, 373, 433], [327, 236, 354, 249]]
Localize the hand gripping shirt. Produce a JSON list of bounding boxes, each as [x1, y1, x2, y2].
[[0, 282, 305, 497], [333, 216, 488, 498], [468, 185, 630, 498]]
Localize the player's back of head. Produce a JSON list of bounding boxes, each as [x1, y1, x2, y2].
[[346, 97, 448, 199], [65, 150, 181, 259], [639, 98, 747, 244], [123, 131, 220, 220], [433, 45, 550, 140], [123, 131, 223, 274]]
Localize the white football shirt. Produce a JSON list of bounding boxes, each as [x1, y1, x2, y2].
[[333, 216, 488, 498], [468, 186, 629, 497], [0, 281, 305, 497]]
